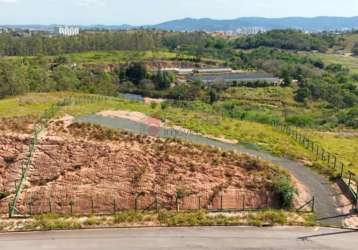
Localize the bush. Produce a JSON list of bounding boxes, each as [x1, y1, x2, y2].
[[338, 106, 358, 128], [28, 213, 82, 230], [113, 211, 144, 224], [248, 210, 287, 226], [271, 176, 297, 209], [0, 191, 10, 200], [286, 115, 313, 127]]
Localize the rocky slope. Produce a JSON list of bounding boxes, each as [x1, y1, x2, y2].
[[0, 119, 280, 215]]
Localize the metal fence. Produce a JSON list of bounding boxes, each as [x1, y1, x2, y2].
[[1, 189, 275, 217], [272, 121, 358, 207], [8, 95, 119, 218]]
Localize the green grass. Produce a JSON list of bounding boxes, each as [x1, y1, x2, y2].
[[311, 53, 358, 74], [65, 50, 179, 64], [303, 129, 358, 175], [0, 93, 60, 118], [2, 49, 222, 66], [223, 86, 296, 105]]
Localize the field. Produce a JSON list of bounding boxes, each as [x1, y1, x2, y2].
[[310, 53, 358, 74], [304, 129, 358, 174], [332, 33, 358, 53], [223, 86, 296, 104], [64, 50, 180, 64], [3, 49, 224, 66]]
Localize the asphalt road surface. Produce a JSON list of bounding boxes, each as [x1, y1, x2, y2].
[[0, 227, 357, 250]]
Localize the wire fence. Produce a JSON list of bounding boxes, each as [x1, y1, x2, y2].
[[272, 121, 358, 206], [1, 189, 277, 217], [8, 95, 118, 217]]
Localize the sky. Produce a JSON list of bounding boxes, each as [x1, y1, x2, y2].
[[0, 0, 358, 25]]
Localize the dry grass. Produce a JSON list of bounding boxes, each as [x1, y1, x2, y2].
[[0, 210, 315, 232]]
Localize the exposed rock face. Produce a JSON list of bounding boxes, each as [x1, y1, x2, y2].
[[0, 123, 276, 215]]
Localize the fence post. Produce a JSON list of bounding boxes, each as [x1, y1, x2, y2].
[[69, 200, 74, 216], [348, 172, 352, 187], [134, 194, 138, 212], [198, 196, 201, 210], [315, 145, 319, 160], [220, 195, 223, 211], [242, 195, 245, 211], [48, 198, 52, 213], [356, 185, 358, 211], [340, 163, 344, 178], [91, 198, 94, 214], [327, 153, 331, 165], [8, 203, 11, 218], [28, 202, 32, 217], [176, 197, 179, 212], [311, 197, 315, 213], [113, 198, 116, 215], [333, 156, 337, 170], [155, 194, 159, 213]]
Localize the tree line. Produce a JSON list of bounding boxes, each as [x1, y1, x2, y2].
[[0, 30, 220, 57], [232, 30, 332, 52]]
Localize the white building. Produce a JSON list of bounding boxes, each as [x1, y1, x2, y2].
[[55, 26, 80, 36], [0, 28, 10, 34], [236, 27, 266, 35], [161, 67, 233, 75]]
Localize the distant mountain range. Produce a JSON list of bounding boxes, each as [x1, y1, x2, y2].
[[2, 16, 358, 32], [148, 17, 358, 32]]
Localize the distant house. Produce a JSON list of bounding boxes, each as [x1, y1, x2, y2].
[[161, 68, 194, 75], [55, 26, 80, 36], [161, 67, 233, 75], [194, 68, 233, 74], [189, 72, 281, 85], [0, 28, 9, 34]]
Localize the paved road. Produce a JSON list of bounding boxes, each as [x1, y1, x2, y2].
[[0, 227, 357, 250], [77, 115, 345, 227]]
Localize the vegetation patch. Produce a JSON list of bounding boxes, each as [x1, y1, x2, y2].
[[0, 210, 315, 232]]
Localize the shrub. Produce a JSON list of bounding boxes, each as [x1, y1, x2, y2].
[[113, 211, 144, 224], [84, 216, 102, 226], [0, 191, 10, 200], [271, 176, 297, 209], [286, 115, 313, 127], [3, 156, 16, 164], [150, 102, 158, 109], [28, 213, 82, 230], [248, 210, 287, 226]]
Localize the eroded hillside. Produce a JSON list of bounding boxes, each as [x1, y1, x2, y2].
[[0, 119, 282, 215]]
